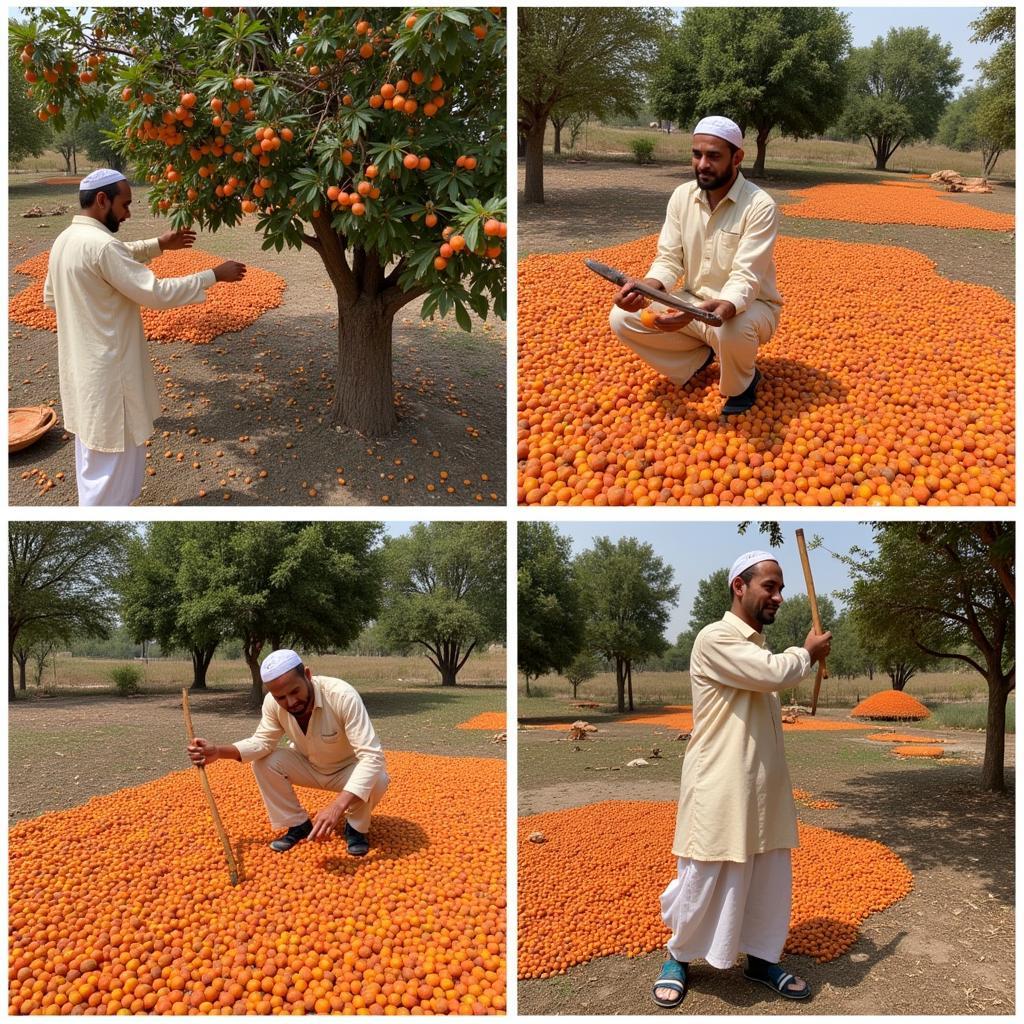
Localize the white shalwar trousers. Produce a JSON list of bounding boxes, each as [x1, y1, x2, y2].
[[659, 849, 792, 968], [251, 747, 390, 834], [74, 436, 147, 507], [609, 294, 778, 396]]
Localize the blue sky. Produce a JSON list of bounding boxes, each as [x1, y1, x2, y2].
[[551, 522, 877, 639]]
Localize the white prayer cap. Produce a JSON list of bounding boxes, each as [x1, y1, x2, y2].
[[693, 116, 743, 149], [728, 550, 778, 587], [260, 649, 303, 683], [79, 168, 127, 191]]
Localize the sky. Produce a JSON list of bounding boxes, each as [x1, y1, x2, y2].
[[552, 522, 877, 640], [841, 7, 996, 91]]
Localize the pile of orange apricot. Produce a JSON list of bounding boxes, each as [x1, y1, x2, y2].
[[10, 249, 285, 345], [518, 234, 1014, 506], [782, 182, 1014, 231], [456, 712, 507, 731], [517, 800, 912, 978], [9, 752, 506, 1015], [866, 733, 946, 744], [892, 745, 946, 759], [851, 690, 930, 721]]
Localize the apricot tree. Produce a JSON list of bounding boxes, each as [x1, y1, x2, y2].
[[15, 6, 506, 435]]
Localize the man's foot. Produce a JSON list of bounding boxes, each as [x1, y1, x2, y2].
[[651, 958, 688, 1008], [345, 821, 370, 857], [743, 955, 810, 1000], [721, 369, 762, 416], [698, 346, 716, 373], [269, 819, 312, 852]]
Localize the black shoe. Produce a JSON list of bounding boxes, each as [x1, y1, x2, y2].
[[269, 819, 312, 852], [345, 821, 370, 856], [722, 369, 762, 415], [698, 347, 716, 373]]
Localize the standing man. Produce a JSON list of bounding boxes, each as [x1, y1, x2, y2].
[[609, 116, 782, 416], [187, 650, 390, 855], [652, 552, 831, 1007], [43, 168, 247, 506]]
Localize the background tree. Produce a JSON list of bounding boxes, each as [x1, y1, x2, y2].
[[653, 7, 851, 176], [517, 522, 584, 696], [518, 7, 664, 203], [379, 522, 505, 686], [838, 27, 961, 170], [549, 102, 587, 156], [11, 622, 59, 693], [672, 566, 731, 670], [16, 7, 506, 437], [826, 609, 874, 680], [8, 522, 130, 701], [573, 536, 679, 712], [969, 7, 1014, 176], [565, 650, 600, 700], [766, 592, 836, 653], [78, 109, 127, 171], [9, 28, 51, 164], [845, 523, 1014, 793], [52, 121, 81, 175]]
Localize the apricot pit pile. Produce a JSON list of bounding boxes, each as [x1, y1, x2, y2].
[[11, 248, 286, 345], [9, 751, 506, 1015]]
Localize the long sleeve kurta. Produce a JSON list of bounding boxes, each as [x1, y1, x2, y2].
[[646, 173, 782, 317], [672, 611, 811, 862], [43, 216, 216, 452], [233, 676, 386, 803]]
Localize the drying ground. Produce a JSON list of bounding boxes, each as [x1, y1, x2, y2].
[[516, 695, 1014, 1015], [8, 174, 506, 507]]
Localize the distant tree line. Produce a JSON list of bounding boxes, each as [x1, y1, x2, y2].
[[519, 7, 1014, 201]]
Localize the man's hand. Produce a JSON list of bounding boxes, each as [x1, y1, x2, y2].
[[654, 298, 736, 331], [308, 800, 348, 842], [188, 737, 218, 767], [158, 228, 197, 251], [213, 260, 247, 283], [613, 276, 666, 312], [803, 629, 832, 664]]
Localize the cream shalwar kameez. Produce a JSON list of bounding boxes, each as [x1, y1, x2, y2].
[[42, 216, 217, 506], [609, 173, 782, 395], [661, 611, 811, 967], [234, 675, 389, 835]]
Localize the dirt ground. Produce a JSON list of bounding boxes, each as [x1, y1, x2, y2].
[[8, 680, 506, 825], [8, 175, 506, 507], [518, 159, 1015, 300], [517, 711, 1015, 1015]]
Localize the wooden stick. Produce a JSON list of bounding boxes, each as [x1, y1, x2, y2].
[[182, 688, 239, 886], [795, 530, 828, 716]]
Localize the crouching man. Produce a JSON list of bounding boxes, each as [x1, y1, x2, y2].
[[187, 649, 390, 855]]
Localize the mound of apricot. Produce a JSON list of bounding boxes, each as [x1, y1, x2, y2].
[[782, 182, 1014, 231], [851, 690, 930, 721], [9, 752, 505, 1015], [517, 800, 912, 978], [11, 248, 286, 345], [892, 745, 946, 759], [518, 235, 1014, 506]]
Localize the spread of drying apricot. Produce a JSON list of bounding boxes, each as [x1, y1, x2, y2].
[[10, 248, 286, 345], [518, 234, 1014, 506], [456, 713, 506, 731], [517, 800, 912, 978], [9, 751, 505, 1015], [781, 182, 1014, 231], [892, 745, 945, 759], [851, 690, 930, 720], [866, 733, 946, 743]]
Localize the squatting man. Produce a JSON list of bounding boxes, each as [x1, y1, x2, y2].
[[43, 168, 247, 507], [652, 552, 831, 1007], [187, 650, 390, 855], [610, 116, 782, 416]]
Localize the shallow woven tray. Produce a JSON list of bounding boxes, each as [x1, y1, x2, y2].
[[9, 405, 58, 452]]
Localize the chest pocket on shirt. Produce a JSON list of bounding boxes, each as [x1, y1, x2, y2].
[[716, 230, 740, 255]]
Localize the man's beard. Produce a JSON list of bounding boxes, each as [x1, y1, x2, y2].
[[104, 210, 121, 232], [755, 604, 777, 626], [696, 167, 733, 192]]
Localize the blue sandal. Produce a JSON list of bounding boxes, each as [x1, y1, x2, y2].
[[743, 959, 811, 1000], [651, 958, 688, 1008]]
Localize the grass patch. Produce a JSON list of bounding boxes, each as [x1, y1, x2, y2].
[[914, 698, 1014, 734]]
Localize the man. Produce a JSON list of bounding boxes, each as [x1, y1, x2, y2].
[[609, 116, 782, 416], [42, 168, 247, 506], [187, 649, 390, 855], [652, 552, 831, 1007]]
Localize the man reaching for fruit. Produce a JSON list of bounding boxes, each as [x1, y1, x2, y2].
[[43, 168, 247, 506], [187, 649, 390, 856], [609, 116, 782, 416]]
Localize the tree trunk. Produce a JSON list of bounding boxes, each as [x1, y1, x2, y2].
[[981, 676, 1010, 793], [8, 629, 17, 701], [190, 645, 215, 690], [524, 119, 547, 205], [331, 295, 398, 436], [751, 127, 770, 177], [571, 680, 579, 699], [552, 121, 562, 155], [525, 674, 532, 697], [626, 661, 634, 711], [244, 637, 264, 708], [15, 652, 28, 691], [874, 150, 889, 171], [615, 656, 626, 713]]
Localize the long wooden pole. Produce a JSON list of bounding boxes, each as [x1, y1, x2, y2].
[[182, 688, 239, 886], [794, 530, 827, 716]]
